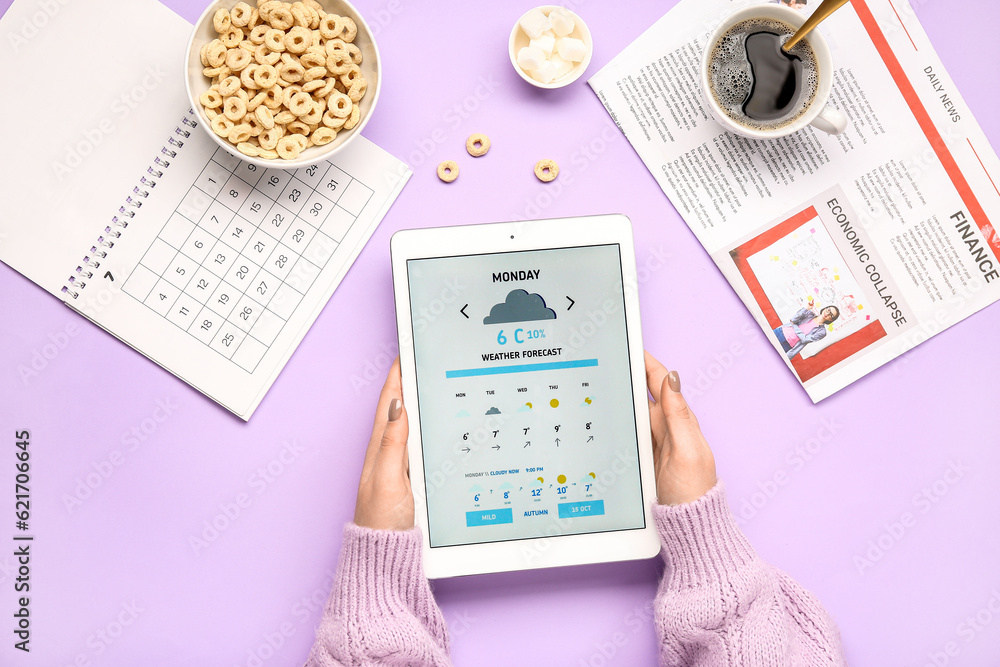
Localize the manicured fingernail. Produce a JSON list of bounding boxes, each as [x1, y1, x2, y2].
[[388, 398, 401, 422], [667, 371, 681, 393]]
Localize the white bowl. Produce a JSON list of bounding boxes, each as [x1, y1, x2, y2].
[[185, 0, 381, 169], [508, 6, 593, 89]]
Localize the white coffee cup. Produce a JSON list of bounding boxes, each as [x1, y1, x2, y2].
[[700, 4, 847, 138]]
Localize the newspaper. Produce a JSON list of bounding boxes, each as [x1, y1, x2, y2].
[[589, 0, 1000, 401]]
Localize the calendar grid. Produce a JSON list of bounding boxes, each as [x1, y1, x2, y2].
[[122, 146, 375, 373]]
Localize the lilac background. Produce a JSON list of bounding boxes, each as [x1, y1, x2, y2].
[[2, 0, 999, 665]]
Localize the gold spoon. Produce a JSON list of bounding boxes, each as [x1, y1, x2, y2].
[[782, 0, 851, 52]]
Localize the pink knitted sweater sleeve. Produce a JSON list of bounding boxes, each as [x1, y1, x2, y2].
[[653, 481, 847, 666], [304, 523, 452, 667]]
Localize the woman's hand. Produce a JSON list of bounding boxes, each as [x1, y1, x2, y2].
[[353, 357, 415, 531], [644, 350, 718, 506]]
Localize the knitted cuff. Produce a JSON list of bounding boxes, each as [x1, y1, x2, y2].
[[652, 481, 760, 590], [333, 523, 427, 618]]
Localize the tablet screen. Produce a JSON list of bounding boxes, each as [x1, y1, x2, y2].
[[407, 244, 647, 548]]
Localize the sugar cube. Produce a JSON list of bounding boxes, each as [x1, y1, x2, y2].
[[529, 60, 557, 84], [519, 8, 551, 39], [556, 36, 587, 62], [549, 7, 575, 37], [529, 34, 555, 57], [548, 53, 574, 79], [516, 46, 546, 72]]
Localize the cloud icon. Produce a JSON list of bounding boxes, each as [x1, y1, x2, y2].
[[498, 482, 514, 490], [485, 407, 501, 415], [483, 289, 557, 325], [456, 409, 471, 417], [469, 484, 485, 493], [517, 404, 531, 413]]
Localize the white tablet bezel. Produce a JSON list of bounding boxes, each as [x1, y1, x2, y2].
[[390, 214, 660, 578]]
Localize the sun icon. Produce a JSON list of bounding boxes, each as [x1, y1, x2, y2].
[[557, 474, 566, 484], [549, 398, 559, 408]]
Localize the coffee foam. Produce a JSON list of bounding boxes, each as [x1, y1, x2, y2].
[[708, 17, 819, 131]]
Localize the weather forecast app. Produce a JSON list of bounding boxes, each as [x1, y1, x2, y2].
[[407, 245, 646, 548]]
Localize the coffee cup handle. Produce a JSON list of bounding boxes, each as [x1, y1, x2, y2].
[[810, 105, 848, 135]]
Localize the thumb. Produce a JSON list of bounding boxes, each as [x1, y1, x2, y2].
[[376, 398, 409, 472], [659, 371, 702, 446]]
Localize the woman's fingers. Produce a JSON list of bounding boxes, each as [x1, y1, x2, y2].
[[360, 357, 403, 483], [376, 398, 409, 474], [644, 350, 669, 403]]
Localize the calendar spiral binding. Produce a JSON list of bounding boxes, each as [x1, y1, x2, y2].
[[61, 110, 198, 300]]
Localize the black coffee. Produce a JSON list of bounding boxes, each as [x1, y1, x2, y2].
[[708, 17, 818, 131]]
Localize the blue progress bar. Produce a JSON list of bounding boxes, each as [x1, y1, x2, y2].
[[446, 358, 598, 378]]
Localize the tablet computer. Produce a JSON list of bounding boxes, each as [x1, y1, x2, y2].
[[390, 215, 660, 578]]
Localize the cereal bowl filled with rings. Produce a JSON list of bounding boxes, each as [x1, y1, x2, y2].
[[185, 0, 381, 168]]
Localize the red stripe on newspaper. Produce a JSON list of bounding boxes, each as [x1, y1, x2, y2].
[[885, 0, 917, 51], [853, 0, 1000, 262], [729, 206, 887, 384]]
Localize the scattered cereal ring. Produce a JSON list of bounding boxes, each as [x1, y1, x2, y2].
[[229, 123, 252, 144], [303, 65, 326, 82], [249, 24, 269, 44], [346, 78, 366, 103], [213, 8, 232, 33], [288, 91, 313, 116], [299, 51, 325, 69], [290, 3, 311, 28], [207, 39, 227, 67], [218, 75, 241, 97], [285, 25, 311, 53], [200, 89, 224, 108], [247, 8, 261, 29], [276, 135, 303, 159], [259, 125, 284, 149], [263, 28, 286, 52], [287, 120, 311, 135], [343, 104, 361, 130], [200, 42, 212, 67], [466, 133, 490, 157], [302, 79, 325, 93], [258, 148, 279, 159], [534, 159, 559, 182], [247, 91, 267, 110], [316, 77, 338, 98], [221, 27, 242, 48], [274, 109, 297, 124], [322, 109, 347, 129], [231, 2, 253, 27], [312, 127, 337, 145], [268, 5, 293, 30], [319, 14, 344, 39], [203, 65, 231, 78], [328, 92, 352, 118], [226, 47, 252, 71], [241, 64, 260, 89], [224, 96, 248, 121], [326, 52, 351, 76], [254, 63, 278, 88], [342, 42, 362, 65], [437, 160, 459, 183], [263, 86, 284, 109], [255, 105, 275, 129], [211, 115, 235, 138], [340, 17, 357, 42], [237, 141, 261, 157]]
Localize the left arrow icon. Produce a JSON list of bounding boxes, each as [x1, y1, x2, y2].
[[460, 304, 469, 318]]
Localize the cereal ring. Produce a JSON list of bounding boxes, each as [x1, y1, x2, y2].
[[340, 17, 357, 42], [466, 133, 490, 157], [249, 24, 269, 44], [241, 64, 260, 89], [325, 52, 351, 76], [304, 0, 323, 11], [203, 65, 231, 78], [205, 106, 220, 120], [325, 38, 347, 56], [274, 109, 297, 125], [315, 77, 338, 98], [339, 65, 361, 87], [200, 89, 224, 109], [226, 47, 253, 71], [237, 141, 261, 157], [268, 5, 293, 30], [245, 113, 265, 136], [276, 135, 303, 159], [257, 0, 280, 17], [285, 26, 311, 54], [302, 79, 325, 93], [221, 27, 243, 48], [299, 51, 325, 70], [346, 77, 366, 103], [282, 84, 303, 106], [230, 123, 253, 144], [437, 160, 459, 183], [207, 39, 227, 67], [342, 42, 362, 65], [534, 159, 559, 182], [213, 8, 232, 33], [288, 91, 313, 116], [312, 127, 336, 145], [301, 101, 323, 125], [254, 63, 278, 88], [263, 86, 284, 109], [303, 65, 327, 82], [247, 91, 266, 110], [322, 109, 347, 129], [258, 148, 279, 159], [211, 115, 235, 138], [255, 44, 281, 65], [234, 87, 250, 103], [287, 120, 311, 135], [292, 133, 309, 151], [254, 105, 275, 129], [217, 75, 240, 97], [263, 28, 286, 52], [231, 2, 253, 27], [247, 8, 261, 29], [259, 125, 284, 149], [290, 3, 311, 28], [343, 104, 361, 130], [328, 92, 352, 118], [224, 96, 248, 122], [319, 14, 344, 39], [200, 42, 212, 67]]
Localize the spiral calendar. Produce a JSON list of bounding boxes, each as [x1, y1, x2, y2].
[[0, 0, 410, 419]]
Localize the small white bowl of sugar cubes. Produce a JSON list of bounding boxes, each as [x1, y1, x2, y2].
[[509, 6, 593, 88]]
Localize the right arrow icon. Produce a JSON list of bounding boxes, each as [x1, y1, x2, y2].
[[566, 296, 575, 310]]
